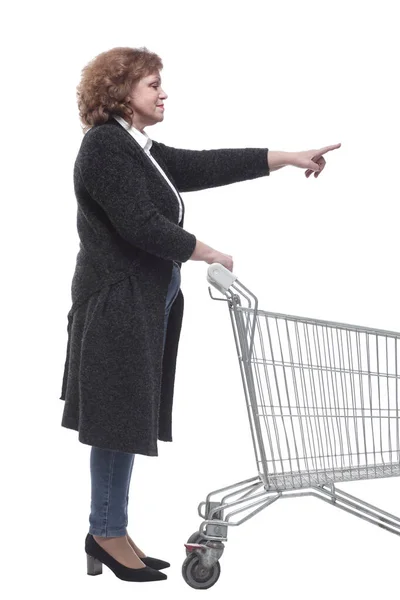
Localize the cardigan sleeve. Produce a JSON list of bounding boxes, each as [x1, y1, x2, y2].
[[77, 129, 197, 263], [154, 142, 270, 193]]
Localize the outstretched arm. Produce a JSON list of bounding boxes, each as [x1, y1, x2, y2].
[[155, 143, 342, 188], [154, 142, 270, 192]]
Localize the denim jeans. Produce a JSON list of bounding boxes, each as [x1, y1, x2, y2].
[[88, 262, 181, 537]]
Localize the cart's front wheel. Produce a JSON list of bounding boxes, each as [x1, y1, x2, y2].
[[182, 554, 221, 589]]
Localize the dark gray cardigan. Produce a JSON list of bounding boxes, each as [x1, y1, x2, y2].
[[59, 117, 270, 455]]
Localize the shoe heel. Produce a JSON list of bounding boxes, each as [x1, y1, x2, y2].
[[87, 553, 103, 576]]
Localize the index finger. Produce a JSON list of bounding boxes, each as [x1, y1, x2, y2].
[[316, 143, 342, 156]]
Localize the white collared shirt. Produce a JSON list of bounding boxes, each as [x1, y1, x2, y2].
[[112, 115, 183, 224]]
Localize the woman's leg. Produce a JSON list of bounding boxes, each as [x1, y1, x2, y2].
[[88, 263, 179, 537], [88, 447, 145, 567], [89, 446, 135, 537], [127, 263, 181, 556], [90, 263, 181, 556]]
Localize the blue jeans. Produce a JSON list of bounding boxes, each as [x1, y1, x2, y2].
[[88, 263, 181, 537]]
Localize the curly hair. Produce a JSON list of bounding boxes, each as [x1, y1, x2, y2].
[[76, 46, 163, 133]]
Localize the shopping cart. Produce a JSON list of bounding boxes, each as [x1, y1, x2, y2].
[[182, 263, 400, 589]]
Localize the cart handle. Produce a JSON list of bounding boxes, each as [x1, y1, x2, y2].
[[207, 263, 238, 294]]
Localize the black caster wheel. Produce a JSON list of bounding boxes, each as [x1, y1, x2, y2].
[[182, 553, 221, 589], [186, 532, 207, 556]]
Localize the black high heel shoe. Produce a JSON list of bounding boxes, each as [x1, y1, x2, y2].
[[141, 556, 170, 570], [85, 534, 167, 582]]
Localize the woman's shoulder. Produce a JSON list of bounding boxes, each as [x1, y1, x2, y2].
[[82, 117, 127, 147], [75, 117, 143, 172], [78, 118, 142, 165]]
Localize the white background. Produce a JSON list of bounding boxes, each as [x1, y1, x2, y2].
[[3, 0, 400, 597]]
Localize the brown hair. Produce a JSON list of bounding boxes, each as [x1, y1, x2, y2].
[[76, 46, 163, 133]]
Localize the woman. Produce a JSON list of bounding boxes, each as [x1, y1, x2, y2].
[[59, 46, 340, 583]]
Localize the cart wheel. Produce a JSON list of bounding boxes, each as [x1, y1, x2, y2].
[[182, 553, 221, 590], [186, 532, 207, 556]]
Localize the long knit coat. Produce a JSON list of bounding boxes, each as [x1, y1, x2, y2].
[[59, 116, 270, 455]]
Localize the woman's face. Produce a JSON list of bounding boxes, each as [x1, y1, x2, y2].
[[127, 71, 167, 131]]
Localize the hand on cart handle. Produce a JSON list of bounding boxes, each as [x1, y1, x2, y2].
[[291, 143, 341, 178], [206, 250, 233, 272], [190, 241, 234, 272]]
